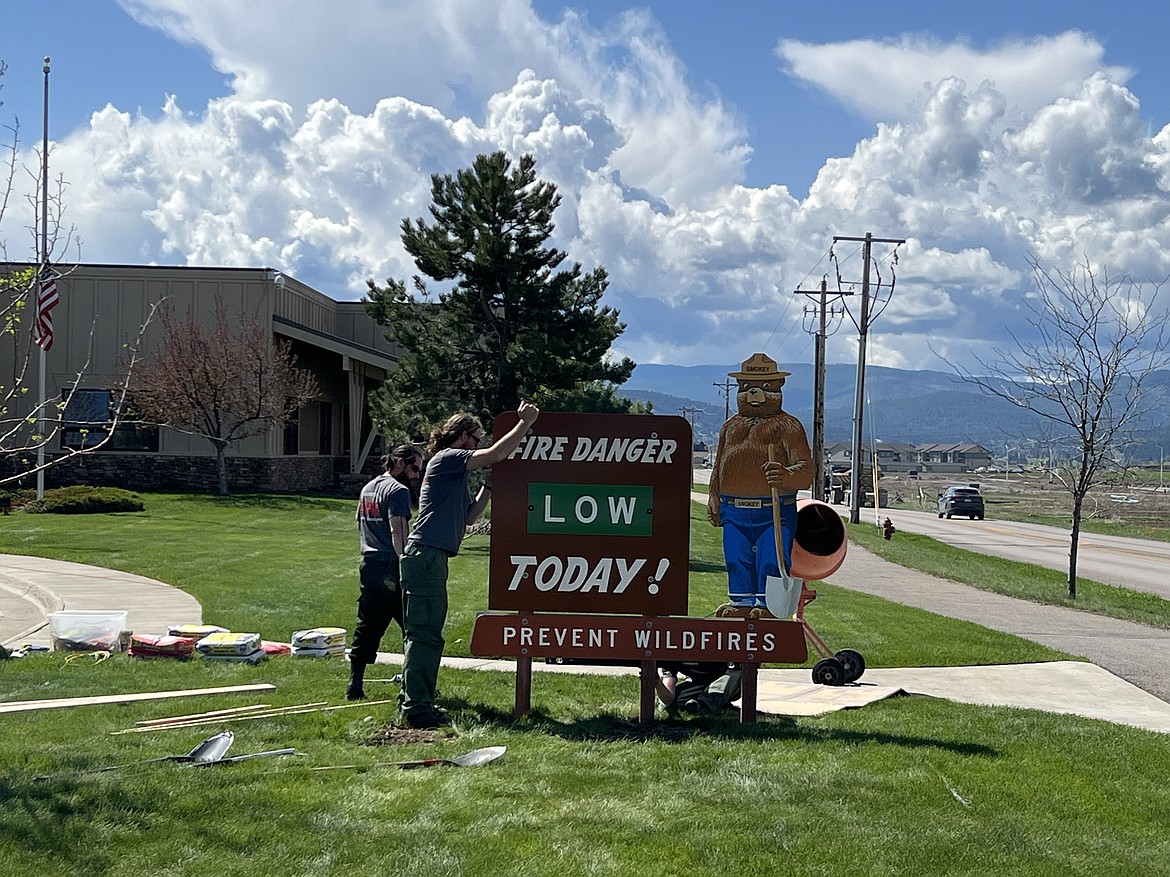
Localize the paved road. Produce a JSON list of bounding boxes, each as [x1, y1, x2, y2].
[[693, 471, 1170, 704], [878, 507, 1170, 598], [696, 470, 1170, 598]]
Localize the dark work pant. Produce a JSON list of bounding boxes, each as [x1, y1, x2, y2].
[[662, 662, 743, 711], [350, 556, 403, 666]]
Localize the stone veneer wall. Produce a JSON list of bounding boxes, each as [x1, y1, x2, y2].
[[38, 454, 338, 493]]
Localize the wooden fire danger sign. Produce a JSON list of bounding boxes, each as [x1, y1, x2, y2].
[[489, 412, 692, 615]]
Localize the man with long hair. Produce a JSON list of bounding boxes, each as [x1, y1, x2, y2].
[[347, 443, 424, 700], [398, 402, 540, 728]]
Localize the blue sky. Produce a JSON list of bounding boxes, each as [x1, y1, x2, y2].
[[3, 0, 1170, 371]]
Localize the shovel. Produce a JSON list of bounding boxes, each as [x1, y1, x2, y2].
[[34, 731, 236, 781], [394, 745, 507, 770], [764, 444, 803, 619], [191, 747, 298, 767], [309, 745, 508, 772], [34, 731, 298, 781]]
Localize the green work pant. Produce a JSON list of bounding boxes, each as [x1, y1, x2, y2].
[[399, 543, 449, 715]]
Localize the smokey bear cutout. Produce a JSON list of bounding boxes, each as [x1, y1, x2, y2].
[[708, 352, 813, 618]]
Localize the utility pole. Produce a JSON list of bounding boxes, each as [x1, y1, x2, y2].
[[834, 232, 906, 524], [793, 277, 850, 502], [712, 378, 735, 423], [678, 406, 699, 459]]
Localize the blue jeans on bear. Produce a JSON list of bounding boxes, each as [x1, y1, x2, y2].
[[719, 495, 797, 606]]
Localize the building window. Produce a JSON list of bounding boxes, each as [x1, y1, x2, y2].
[[60, 389, 159, 452], [61, 389, 112, 450], [110, 403, 160, 452], [283, 408, 300, 455], [318, 401, 332, 455]]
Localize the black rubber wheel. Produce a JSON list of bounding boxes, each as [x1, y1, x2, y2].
[[835, 649, 866, 683], [970, 515, 977, 520], [811, 657, 846, 686], [945, 512, 953, 519], [977, 514, 984, 520]]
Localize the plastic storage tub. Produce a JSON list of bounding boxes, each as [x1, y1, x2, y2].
[[48, 610, 129, 652]]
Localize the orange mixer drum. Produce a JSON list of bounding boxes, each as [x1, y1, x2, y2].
[[789, 498, 848, 580]]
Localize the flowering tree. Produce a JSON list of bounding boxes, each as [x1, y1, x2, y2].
[[130, 299, 318, 495]]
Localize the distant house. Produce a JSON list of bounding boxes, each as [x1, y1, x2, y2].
[[1, 263, 399, 492], [914, 443, 992, 471], [825, 440, 918, 471], [826, 440, 992, 473]]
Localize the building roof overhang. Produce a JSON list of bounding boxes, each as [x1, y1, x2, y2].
[[273, 314, 396, 372]]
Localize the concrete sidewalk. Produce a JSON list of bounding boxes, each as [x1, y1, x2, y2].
[[4, 548, 1170, 735], [0, 553, 201, 648]]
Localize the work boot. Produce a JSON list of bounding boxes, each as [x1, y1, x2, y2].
[[748, 606, 776, 620], [345, 660, 367, 701], [404, 708, 450, 729]]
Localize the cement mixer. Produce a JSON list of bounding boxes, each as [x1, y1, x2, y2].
[[789, 498, 865, 686]]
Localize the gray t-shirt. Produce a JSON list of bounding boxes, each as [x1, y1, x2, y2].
[[407, 448, 474, 555], [357, 474, 412, 559]]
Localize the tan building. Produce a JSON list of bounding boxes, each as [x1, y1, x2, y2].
[[1, 263, 399, 492]]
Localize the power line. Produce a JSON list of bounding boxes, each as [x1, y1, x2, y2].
[[794, 276, 853, 502], [833, 232, 906, 524], [712, 378, 735, 422]]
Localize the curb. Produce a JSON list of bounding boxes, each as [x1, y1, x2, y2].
[[0, 575, 64, 647]]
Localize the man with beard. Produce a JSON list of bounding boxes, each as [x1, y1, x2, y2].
[[346, 443, 425, 701]]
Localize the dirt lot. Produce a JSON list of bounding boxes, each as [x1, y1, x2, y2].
[[878, 468, 1170, 527]]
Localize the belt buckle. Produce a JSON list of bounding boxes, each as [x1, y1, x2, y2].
[[734, 499, 763, 509]]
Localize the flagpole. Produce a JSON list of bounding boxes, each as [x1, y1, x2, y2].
[[36, 56, 50, 500]]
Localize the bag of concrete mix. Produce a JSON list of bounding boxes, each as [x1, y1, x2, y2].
[[291, 627, 347, 650], [195, 631, 263, 657], [170, 623, 228, 638], [199, 649, 267, 665], [128, 634, 196, 659]]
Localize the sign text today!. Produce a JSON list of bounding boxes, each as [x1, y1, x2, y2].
[[488, 412, 691, 615]]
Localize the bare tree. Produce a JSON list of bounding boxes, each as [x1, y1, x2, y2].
[[129, 299, 319, 495], [953, 255, 1170, 597], [1, 60, 151, 487]]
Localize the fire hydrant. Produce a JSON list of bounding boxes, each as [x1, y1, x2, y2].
[[882, 517, 896, 540]]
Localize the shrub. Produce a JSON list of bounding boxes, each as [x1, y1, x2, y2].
[[24, 486, 145, 514]]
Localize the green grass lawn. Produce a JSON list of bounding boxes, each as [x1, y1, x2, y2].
[[849, 521, 1170, 630], [2, 493, 1170, 876]]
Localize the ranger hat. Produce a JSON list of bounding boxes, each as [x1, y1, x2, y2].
[[728, 352, 790, 381]]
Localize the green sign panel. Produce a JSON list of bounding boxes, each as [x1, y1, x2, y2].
[[527, 483, 654, 536]]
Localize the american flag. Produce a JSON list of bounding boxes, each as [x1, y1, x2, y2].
[[33, 268, 59, 352]]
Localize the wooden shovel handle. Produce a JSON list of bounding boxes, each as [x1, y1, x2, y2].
[[768, 444, 786, 574]]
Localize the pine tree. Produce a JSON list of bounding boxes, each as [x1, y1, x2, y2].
[[365, 152, 636, 438]]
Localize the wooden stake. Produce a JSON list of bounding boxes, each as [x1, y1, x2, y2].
[[113, 699, 397, 734], [0, 683, 277, 715], [134, 704, 272, 727]]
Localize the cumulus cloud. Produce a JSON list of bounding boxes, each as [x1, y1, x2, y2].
[[13, 5, 1170, 372], [777, 31, 1131, 124]]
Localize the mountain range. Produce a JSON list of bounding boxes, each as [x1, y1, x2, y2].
[[622, 362, 1170, 457]]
